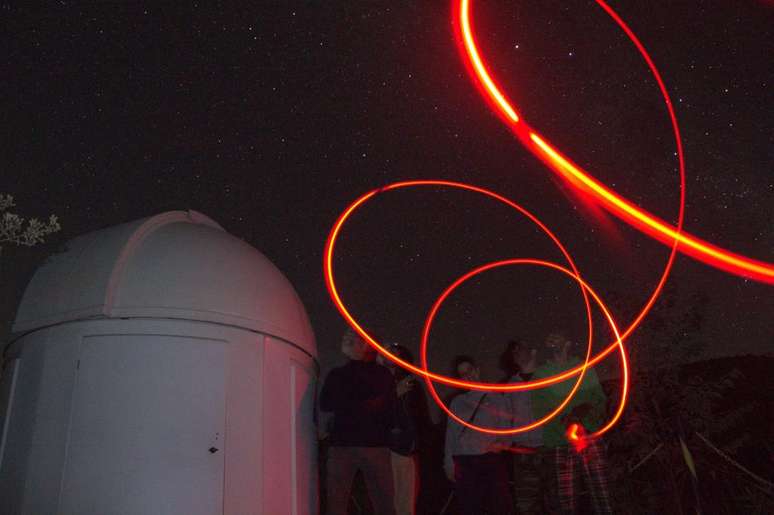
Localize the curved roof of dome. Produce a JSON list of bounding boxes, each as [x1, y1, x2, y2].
[[13, 211, 316, 357]]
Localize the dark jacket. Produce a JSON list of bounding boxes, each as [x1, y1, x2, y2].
[[320, 360, 396, 447], [388, 372, 431, 456]]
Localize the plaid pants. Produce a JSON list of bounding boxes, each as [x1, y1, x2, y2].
[[555, 440, 613, 514]]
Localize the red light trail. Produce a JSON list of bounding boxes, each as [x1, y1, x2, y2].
[[420, 258, 628, 438], [324, 181, 628, 438], [323, 0, 772, 442], [458, 0, 774, 285]]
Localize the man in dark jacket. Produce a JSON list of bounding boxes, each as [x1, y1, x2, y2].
[[320, 329, 396, 515]]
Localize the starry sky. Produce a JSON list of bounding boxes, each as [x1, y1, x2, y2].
[[2, 1, 772, 381]]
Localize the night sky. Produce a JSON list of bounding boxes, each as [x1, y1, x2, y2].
[[2, 1, 772, 384]]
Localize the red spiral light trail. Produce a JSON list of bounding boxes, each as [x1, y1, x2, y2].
[[323, 1, 772, 441], [419, 258, 628, 438], [324, 181, 628, 438]]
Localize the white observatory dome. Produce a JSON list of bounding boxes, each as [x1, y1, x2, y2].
[[1, 211, 319, 515], [12, 210, 315, 353]]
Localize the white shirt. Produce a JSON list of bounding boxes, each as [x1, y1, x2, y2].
[[504, 374, 542, 448], [444, 390, 512, 477]]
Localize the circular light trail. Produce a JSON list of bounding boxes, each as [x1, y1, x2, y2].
[[419, 259, 628, 438], [453, 0, 688, 388], [323, 181, 628, 438], [324, 1, 771, 440], [457, 0, 774, 285], [325, 180, 595, 392]]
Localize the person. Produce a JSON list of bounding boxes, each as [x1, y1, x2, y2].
[[320, 328, 397, 515], [444, 355, 515, 515], [500, 340, 545, 514], [376, 343, 430, 515], [531, 333, 614, 514]]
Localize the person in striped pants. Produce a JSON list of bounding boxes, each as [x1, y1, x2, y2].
[[532, 333, 614, 514]]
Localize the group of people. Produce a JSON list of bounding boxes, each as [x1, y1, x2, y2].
[[319, 329, 614, 514]]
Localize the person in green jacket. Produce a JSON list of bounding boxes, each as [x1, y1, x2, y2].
[[532, 333, 614, 514]]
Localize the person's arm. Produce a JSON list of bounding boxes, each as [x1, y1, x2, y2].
[[396, 375, 414, 398], [485, 392, 512, 427], [362, 369, 397, 414], [529, 371, 552, 418], [410, 382, 431, 428], [562, 368, 606, 425], [444, 399, 462, 481], [588, 369, 607, 408], [582, 369, 607, 420], [518, 349, 537, 377], [489, 393, 514, 451], [507, 378, 536, 447]]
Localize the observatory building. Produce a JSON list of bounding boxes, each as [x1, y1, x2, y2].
[[0, 211, 318, 515]]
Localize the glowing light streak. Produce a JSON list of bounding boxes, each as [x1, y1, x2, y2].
[[566, 423, 591, 452], [457, 0, 774, 284], [453, 0, 687, 389], [323, 0, 770, 444], [419, 259, 628, 438], [326, 180, 591, 392], [528, 134, 773, 282], [324, 182, 628, 438], [458, 0, 519, 123], [567, 423, 580, 442]]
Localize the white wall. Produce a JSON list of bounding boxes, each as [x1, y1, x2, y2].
[[0, 319, 318, 515]]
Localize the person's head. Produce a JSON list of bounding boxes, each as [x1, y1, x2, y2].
[[545, 332, 572, 364], [376, 343, 414, 376], [452, 355, 480, 382], [340, 328, 374, 361], [500, 339, 527, 376]]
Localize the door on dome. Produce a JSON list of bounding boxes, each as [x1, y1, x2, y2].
[[59, 335, 226, 515]]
